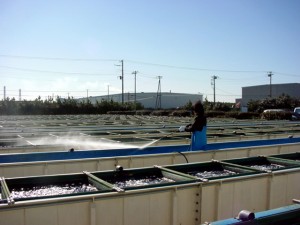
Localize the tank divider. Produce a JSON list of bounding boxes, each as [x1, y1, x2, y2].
[[0, 177, 14, 205], [154, 165, 208, 182], [217, 160, 271, 173], [82, 171, 124, 192], [266, 156, 300, 166]]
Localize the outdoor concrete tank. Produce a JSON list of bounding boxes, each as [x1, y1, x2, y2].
[[0, 138, 299, 177], [0, 153, 300, 224]]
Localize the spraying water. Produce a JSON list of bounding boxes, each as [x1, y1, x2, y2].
[[138, 139, 160, 149], [16, 135, 36, 147], [24, 134, 138, 150], [138, 132, 175, 150]]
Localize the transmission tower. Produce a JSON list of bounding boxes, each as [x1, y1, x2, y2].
[[155, 76, 162, 109]]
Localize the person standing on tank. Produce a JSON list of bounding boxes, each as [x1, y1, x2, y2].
[[179, 100, 207, 150]]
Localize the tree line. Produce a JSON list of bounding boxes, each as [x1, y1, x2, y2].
[[247, 94, 300, 113], [0, 94, 299, 116], [0, 96, 144, 115]]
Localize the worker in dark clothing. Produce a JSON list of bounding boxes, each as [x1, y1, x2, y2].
[[179, 100, 207, 150]]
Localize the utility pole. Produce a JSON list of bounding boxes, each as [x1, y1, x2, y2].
[[107, 85, 110, 101], [86, 89, 89, 102], [132, 71, 138, 112], [121, 60, 124, 104], [155, 76, 162, 109], [268, 71, 273, 97], [19, 89, 21, 101], [116, 60, 124, 104], [211, 75, 218, 105], [3, 86, 6, 100]]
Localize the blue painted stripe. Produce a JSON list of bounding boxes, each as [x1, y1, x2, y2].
[[0, 137, 299, 164]]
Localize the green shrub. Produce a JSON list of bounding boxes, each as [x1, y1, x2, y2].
[[135, 110, 152, 116], [224, 112, 260, 119], [206, 111, 226, 118], [107, 111, 136, 115], [237, 112, 260, 119], [150, 110, 171, 116], [224, 111, 239, 118], [170, 110, 192, 117]]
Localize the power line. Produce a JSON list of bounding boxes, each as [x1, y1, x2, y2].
[[1, 54, 300, 76], [0, 65, 115, 76], [125, 60, 300, 77], [0, 54, 118, 62], [125, 59, 268, 73], [272, 72, 300, 77], [0, 75, 54, 81], [137, 72, 157, 79], [1, 89, 108, 93], [218, 75, 267, 81], [215, 87, 238, 96]]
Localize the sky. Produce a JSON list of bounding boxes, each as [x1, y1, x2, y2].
[[0, 0, 299, 103]]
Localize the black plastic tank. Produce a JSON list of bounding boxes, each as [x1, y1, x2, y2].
[[164, 160, 262, 181], [269, 152, 300, 163], [224, 156, 300, 172], [89, 166, 198, 190], [2, 173, 114, 202]]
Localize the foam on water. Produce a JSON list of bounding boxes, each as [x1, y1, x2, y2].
[[10, 183, 98, 199], [110, 175, 175, 188], [188, 169, 238, 179], [250, 163, 285, 171]]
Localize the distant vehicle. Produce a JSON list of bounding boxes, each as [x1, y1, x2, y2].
[[262, 109, 291, 120], [263, 109, 285, 113], [292, 107, 300, 120]]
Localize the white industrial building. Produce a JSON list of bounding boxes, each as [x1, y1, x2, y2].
[[85, 92, 203, 109], [241, 83, 300, 108]]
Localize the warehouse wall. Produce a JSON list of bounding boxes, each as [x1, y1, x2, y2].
[[242, 83, 300, 107], [87, 92, 203, 109]]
